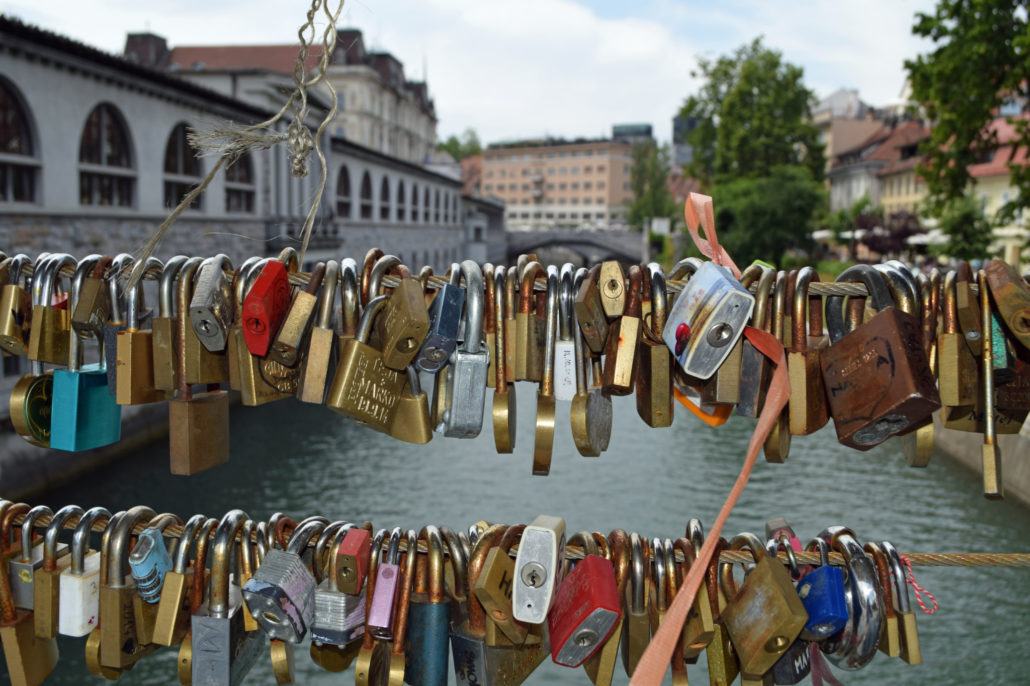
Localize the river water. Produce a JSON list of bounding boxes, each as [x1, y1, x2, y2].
[[21, 383, 1030, 685]]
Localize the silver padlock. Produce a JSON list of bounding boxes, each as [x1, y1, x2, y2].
[[11, 505, 59, 609], [242, 517, 328, 643], [58, 507, 112, 636], [554, 264, 578, 402], [662, 260, 754, 380], [310, 524, 367, 646], [189, 254, 234, 352], [512, 514, 566, 624], [191, 509, 265, 686], [438, 260, 490, 438], [417, 263, 466, 373]]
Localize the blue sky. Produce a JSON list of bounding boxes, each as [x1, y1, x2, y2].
[[1, 0, 937, 144]]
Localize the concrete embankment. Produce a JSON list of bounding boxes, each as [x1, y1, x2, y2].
[[934, 415, 1030, 506]]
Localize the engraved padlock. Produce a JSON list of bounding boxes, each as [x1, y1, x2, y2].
[[189, 254, 234, 352]]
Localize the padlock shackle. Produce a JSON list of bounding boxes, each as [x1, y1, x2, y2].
[[232, 256, 263, 308], [419, 525, 445, 603], [125, 256, 163, 331], [650, 537, 668, 611], [19, 505, 52, 562], [558, 263, 575, 342], [8, 254, 30, 286], [356, 295, 388, 343], [368, 254, 402, 299], [881, 541, 911, 614], [459, 260, 484, 355], [69, 507, 111, 575], [208, 509, 249, 618], [106, 253, 135, 324], [39, 253, 75, 307], [669, 257, 703, 281], [686, 518, 705, 552], [875, 264, 918, 316], [315, 260, 339, 331], [360, 248, 385, 307], [540, 265, 560, 396], [339, 257, 360, 337], [493, 266, 507, 389], [158, 255, 190, 318], [825, 265, 892, 344], [276, 247, 300, 273], [43, 504, 83, 569], [173, 514, 208, 574], [391, 528, 418, 651], [439, 526, 467, 602], [629, 532, 645, 613], [384, 526, 404, 566], [518, 261, 545, 315], [68, 255, 101, 371], [791, 266, 823, 347], [107, 505, 157, 586], [285, 517, 330, 556]]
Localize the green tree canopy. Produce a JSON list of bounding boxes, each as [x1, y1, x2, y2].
[[436, 127, 482, 161], [712, 166, 825, 267], [679, 37, 825, 186], [906, 0, 1030, 221], [933, 195, 995, 261], [627, 141, 675, 230]]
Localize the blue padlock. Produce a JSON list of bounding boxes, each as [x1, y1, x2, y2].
[[416, 264, 466, 373], [128, 521, 175, 603], [407, 525, 451, 686], [797, 538, 849, 640], [51, 255, 122, 452]]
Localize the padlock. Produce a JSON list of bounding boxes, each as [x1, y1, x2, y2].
[[10, 505, 53, 610], [152, 255, 191, 392], [984, 257, 1030, 351], [417, 263, 466, 373], [98, 505, 159, 670], [130, 513, 181, 647], [70, 254, 112, 342], [101, 254, 137, 391], [663, 260, 755, 380], [191, 510, 265, 686], [50, 255, 122, 452], [181, 257, 230, 385], [242, 248, 296, 357], [939, 269, 979, 407], [0, 254, 34, 355], [702, 263, 763, 407], [735, 266, 776, 418], [580, 531, 627, 686], [389, 365, 434, 444], [337, 257, 361, 345], [369, 256, 430, 371], [353, 528, 388, 686], [189, 253, 235, 352], [437, 260, 489, 437], [816, 527, 883, 670], [672, 535, 715, 660], [491, 265, 517, 454], [533, 266, 560, 475], [574, 264, 610, 355], [503, 265, 520, 384], [636, 263, 674, 428], [10, 258, 60, 449], [554, 264, 578, 401], [450, 524, 547, 686], [380, 528, 418, 686], [620, 532, 650, 677], [174, 515, 219, 682], [882, 541, 920, 665], [57, 507, 111, 637], [513, 515, 565, 624], [770, 637, 811, 685], [152, 514, 208, 647], [367, 527, 404, 639], [571, 270, 613, 456], [335, 526, 371, 596], [0, 501, 59, 686], [719, 533, 807, 678], [787, 266, 830, 434], [298, 259, 340, 404], [603, 265, 642, 396], [32, 505, 81, 640], [268, 261, 326, 368], [243, 517, 327, 643], [821, 265, 940, 449], [796, 538, 847, 641], [406, 525, 450, 686], [310, 524, 366, 648], [548, 532, 621, 668], [762, 271, 792, 463], [26, 252, 74, 366], [235, 518, 264, 634], [327, 294, 407, 434], [473, 525, 531, 647], [862, 541, 900, 658], [116, 258, 171, 405]]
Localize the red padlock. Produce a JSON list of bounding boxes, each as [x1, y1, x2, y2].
[[242, 259, 291, 356], [335, 526, 371, 595], [547, 536, 621, 668]]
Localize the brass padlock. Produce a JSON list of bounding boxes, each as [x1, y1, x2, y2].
[[491, 266, 517, 454], [27, 253, 75, 366], [152, 255, 191, 392], [268, 261, 327, 369], [369, 256, 429, 371], [298, 260, 340, 404], [735, 266, 775, 418], [598, 260, 626, 319], [116, 259, 171, 405], [636, 263, 673, 428], [516, 261, 545, 382], [574, 264, 610, 355], [533, 266, 559, 475], [602, 265, 642, 396], [0, 254, 33, 356], [70, 255, 112, 342], [821, 265, 940, 450], [787, 266, 830, 435], [939, 270, 979, 407]]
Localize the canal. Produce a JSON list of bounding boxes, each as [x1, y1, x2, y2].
[[20, 385, 1030, 685]]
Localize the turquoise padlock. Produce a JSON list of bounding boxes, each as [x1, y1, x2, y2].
[[51, 254, 122, 452]]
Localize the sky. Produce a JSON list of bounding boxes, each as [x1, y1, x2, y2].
[[1, 0, 938, 145]]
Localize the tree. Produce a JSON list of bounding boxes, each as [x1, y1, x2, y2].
[[627, 141, 675, 230], [906, 0, 1030, 221], [679, 37, 825, 186], [436, 127, 482, 161], [711, 166, 825, 267], [933, 195, 995, 261]]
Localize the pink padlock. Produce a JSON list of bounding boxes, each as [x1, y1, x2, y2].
[[368, 527, 402, 639]]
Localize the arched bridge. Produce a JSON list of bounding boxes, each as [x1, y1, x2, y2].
[[506, 229, 644, 265]]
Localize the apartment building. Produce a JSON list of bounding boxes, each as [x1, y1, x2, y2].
[[481, 138, 634, 230]]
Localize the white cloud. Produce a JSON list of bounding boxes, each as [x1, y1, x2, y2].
[[0, 0, 938, 144]]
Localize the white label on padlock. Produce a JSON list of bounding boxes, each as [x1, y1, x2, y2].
[[58, 550, 101, 637], [554, 340, 577, 402]]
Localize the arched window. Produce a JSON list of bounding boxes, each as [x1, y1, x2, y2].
[[379, 176, 390, 221], [434, 189, 441, 223], [423, 187, 430, 222], [79, 103, 134, 206], [412, 183, 420, 223], [0, 80, 38, 203], [225, 152, 254, 213], [336, 165, 352, 218], [360, 171, 373, 219], [163, 123, 202, 210], [397, 180, 406, 221]]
